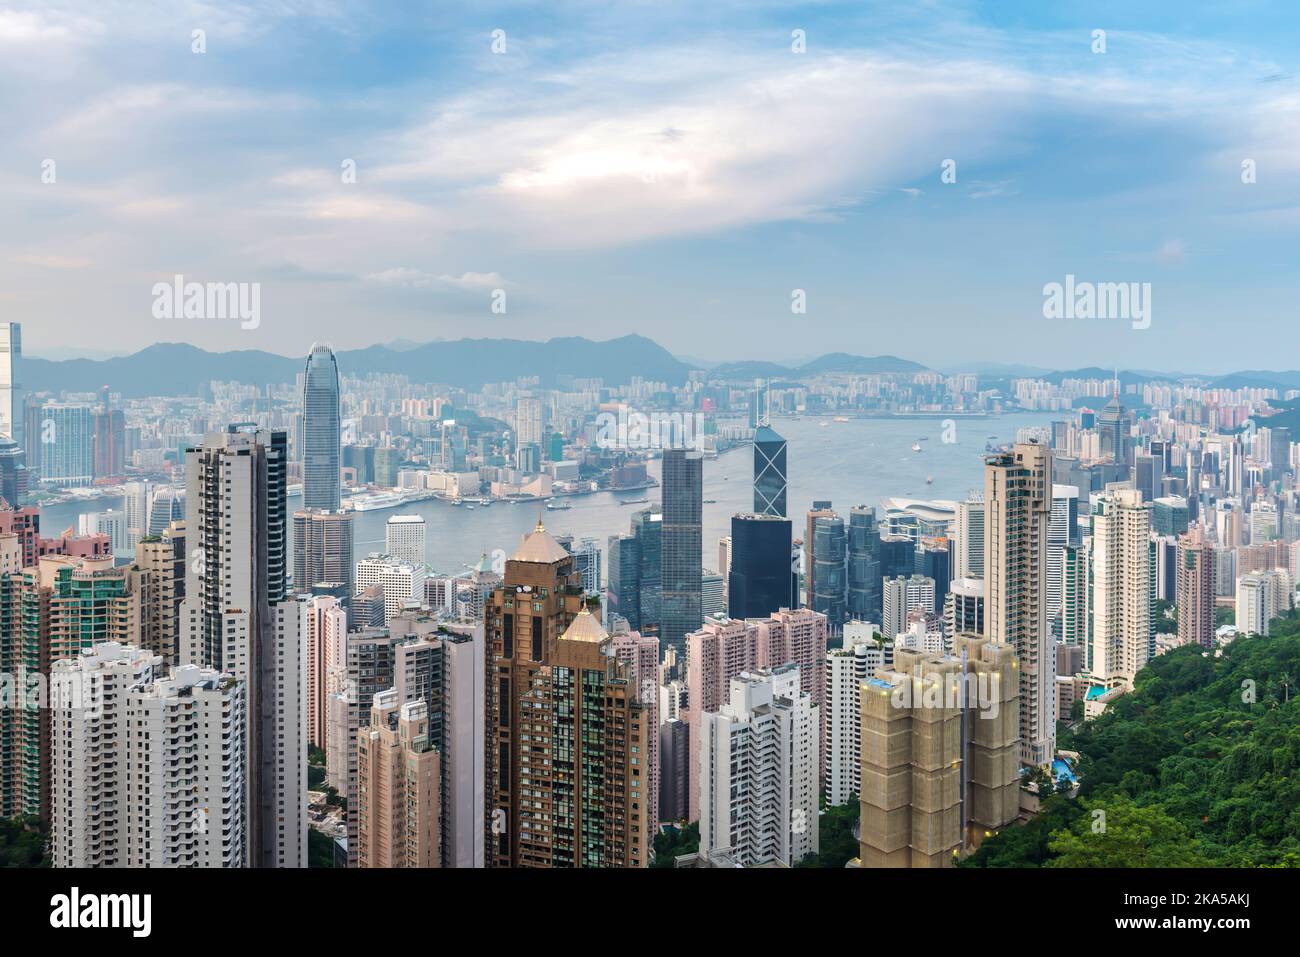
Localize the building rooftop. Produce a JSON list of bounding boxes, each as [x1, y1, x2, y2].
[[510, 519, 571, 564], [561, 605, 609, 643]]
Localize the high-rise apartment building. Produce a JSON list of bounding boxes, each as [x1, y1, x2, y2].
[[293, 508, 355, 598], [824, 633, 883, 807], [698, 665, 818, 867], [486, 522, 650, 867], [133, 519, 186, 667], [355, 554, 425, 622], [38, 403, 94, 487], [302, 343, 342, 511], [944, 577, 985, 637], [1177, 532, 1216, 650], [50, 645, 245, 868], [306, 594, 347, 754], [984, 441, 1054, 767], [1090, 486, 1155, 690], [179, 426, 305, 868], [882, 574, 936, 641], [355, 690, 440, 868], [953, 495, 985, 580], [855, 634, 1019, 868]]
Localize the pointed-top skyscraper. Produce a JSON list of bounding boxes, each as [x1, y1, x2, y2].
[[753, 425, 788, 518], [302, 343, 341, 511]]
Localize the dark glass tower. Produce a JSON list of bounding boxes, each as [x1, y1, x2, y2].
[[302, 343, 341, 511], [661, 448, 702, 659], [728, 513, 796, 618], [753, 424, 788, 518], [632, 508, 661, 635], [847, 505, 881, 621], [606, 533, 641, 630], [810, 512, 846, 629]]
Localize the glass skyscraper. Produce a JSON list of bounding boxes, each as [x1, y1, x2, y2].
[[302, 343, 341, 511], [846, 505, 882, 621], [660, 448, 702, 660], [753, 424, 788, 518]]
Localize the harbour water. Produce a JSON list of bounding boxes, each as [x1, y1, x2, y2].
[[39, 412, 1057, 576]]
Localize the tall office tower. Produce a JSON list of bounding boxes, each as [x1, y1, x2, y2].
[[180, 426, 305, 868], [134, 520, 186, 666], [953, 494, 986, 580], [701, 571, 726, 618], [147, 486, 186, 537], [0, 323, 20, 447], [373, 447, 400, 487], [606, 533, 640, 630], [123, 480, 153, 548], [914, 539, 951, 612], [11, 554, 141, 819], [50, 647, 245, 868], [753, 424, 788, 517], [487, 528, 651, 868], [1098, 383, 1131, 475], [824, 633, 884, 807], [610, 629, 661, 845], [984, 441, 1054, 767], [661, 448, 703, 660], [855, 635, 1019, 868], [943, 577, 985, 637], [632, 508, 662, 634], [1046, 484, 1081, 626], [92, 406, 126, 479], [515, 396, 543, 447], [718, 536, 732, 592], [1090, 486, 1155, 690], [385, 514, 427, 567], [809, 510, 847, 629], [1270, 426, 1293, 483], [1176, 532, 1216, 650], [356, 691, 440, 868], [1250, 501, 1279, 544], [1134, 452, 1164, 504], [355, 554, 425, 622], [1153, 496, 1190, 536], [293, 508, 355, 599], [39, 403, 95, 487], [306, 595, 347, 753], [847, 505, 883, 621], [698, 665, 818, 867], [882, 574, 936, 641], [0, 438, 28, 506], [728, 513, 796, 619], [302, 343, 342, 511]]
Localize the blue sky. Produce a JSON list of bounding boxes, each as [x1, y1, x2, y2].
[[4, 0, 1299, 372]]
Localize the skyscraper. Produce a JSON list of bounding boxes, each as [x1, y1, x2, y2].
[[385, 514, 427, 566], [1046, 484, 1081, 628], [180, 426, 305, 868], [1177, 532, 1215, 650], [847, 505, 882, 622], [38, 403, 94, 487], [984, 441, 1054, 767], [1090, 486, 1155, 690], [698, 665, 818, 867], [486, 525, 651, 867], [728, 513, 796, 619], [302, 343, 342, 511], [809, 510, 847, 629], [0, 323, 20, 447], [753, 424, 788, 517], [294, 509, 356, 599], [356, 691, 440, 869], [661, 447, 703, 661]]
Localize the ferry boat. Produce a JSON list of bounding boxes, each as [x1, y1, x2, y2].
[[546, 499, 573, 511], [911, 442, 923, 453]]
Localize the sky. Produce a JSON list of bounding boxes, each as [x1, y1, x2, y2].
[[4, 0, 1300, 373]]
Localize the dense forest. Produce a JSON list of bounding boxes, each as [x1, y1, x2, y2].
[[966, 610, 1300, 867]]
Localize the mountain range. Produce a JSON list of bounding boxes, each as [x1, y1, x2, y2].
[[20, 335, 1300, 398]]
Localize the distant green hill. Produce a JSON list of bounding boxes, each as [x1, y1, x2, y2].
[[966, 611, 1300, 867]]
